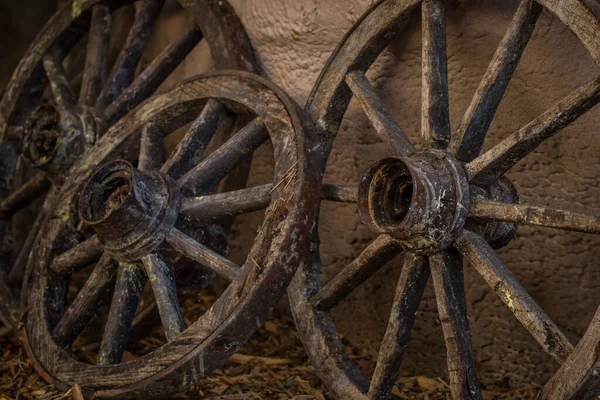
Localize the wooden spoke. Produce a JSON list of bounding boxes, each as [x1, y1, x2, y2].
[[180, 182, 358, 226], [178, 118, 269, 196], [466, 77, 600, 185], [161, 99, 228, 180], [450, 0, 542, 161], [104, 24, 203, 124], [180, 184, 272, 225], [311, 235, 403, 311], [421, 0, 451, 149], [321, 184, 357, 203], [538, 305, 600, 399], [344, 70, 415, 156], [8, 210, 46, 285], [430, 251, 482, 400], [79, 4, 111, 107], [368, 253, 429, 399], [138, 123, 164, 171], [43, 49, 77, 109], [141, 252, 185, 341], [50, 235, 103, 276], [469, 199, 600, 235], [97, 262, 146, 365], [96, 0, 165, 110], [0, 174, 51, 219], [53, 254, 116, 347], [165, 227, 241, 282], [455, 230, 573, 363]]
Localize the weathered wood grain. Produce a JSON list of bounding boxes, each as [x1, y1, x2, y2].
[[455, 230, 573, 364], [178, 118, 269, 196], [466, 77, 600, 185], [142, 252, 185, 341], [162, 99, 228, 180], [421, 0, 450, 149], [368, 253, 429, 399], [104, 24, 203, 124], [469, 199, 600, 235], [450, 0, 541, 161], [311, 234, 402, 311], [138, 122, 164, 172], [345, 70, 415, 156], [98, 262, 146, 365], [79, 4, 111, 107], [53, 254, 116, 347], [430, 251, 482, 400], [96, 0, 165, 111], [50, 235, 103, 276]]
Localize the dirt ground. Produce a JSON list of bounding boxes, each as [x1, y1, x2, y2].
[[0, 300, 538, 400]]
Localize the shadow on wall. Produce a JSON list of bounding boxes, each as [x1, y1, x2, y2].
[[0, 0, 58, 89]]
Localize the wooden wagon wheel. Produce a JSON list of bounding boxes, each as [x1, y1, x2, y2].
[[0, 0, 255, 328], [22, 71, 319, 398], [287, 0, 600, 399]]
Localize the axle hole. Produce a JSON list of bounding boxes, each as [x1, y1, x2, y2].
[[358, 157, 415, 233], [80, 161, 134, 224], [387, 177, 413, 222], [23, 105, 61, 166]]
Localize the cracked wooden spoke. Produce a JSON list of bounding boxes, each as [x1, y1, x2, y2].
[[0, 174, 50, 219], [79, 4, 111, 107], [97, 262, 146, 365], [50, 235, 103, 276], [344, 70, 416, 156], [320, 184, 357, 203], [450, 0, 542, 161], [97, 0, 165, 111], [165, 227, 241, 281], [421, 0, 450, 149], [178, 118, 269, 196], [368, 253, 429, 399], [141, 252, 184, 342], [430, 251, 482, 400], [466, 77, 600, 185], [469, 199, 600, 235], [180, 184, 272, 225], [539, 305, 600, 399], [138, 123, 164, 172], [311, 235, 403, 311], [455, 230, 573, 363], [162, 99, 228, 180], [104, 23, 203, 124], [43, 49, 76, 109], [53, 254, 116, 347]]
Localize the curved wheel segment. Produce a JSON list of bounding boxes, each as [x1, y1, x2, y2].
[[0, 0, 255, 329], [23, 72, 319, 399], [291, 0, 600, 399]]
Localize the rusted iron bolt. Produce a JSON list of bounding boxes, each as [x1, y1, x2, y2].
[[79, 160, 181, 261], [357, 150, 469, 254]]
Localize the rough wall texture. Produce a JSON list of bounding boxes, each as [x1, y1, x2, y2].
[[11, 0, 599, 390]]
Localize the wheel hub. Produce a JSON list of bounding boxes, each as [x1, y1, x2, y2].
[[22, 104, 100, 182], [79, 160, 181, 262], [358, 149, 518, 253]]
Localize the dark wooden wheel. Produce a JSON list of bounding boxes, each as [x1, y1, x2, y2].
[[0, 0, 255, 329], [288, 1, 600, 399], [23, 71, 319, 398]]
